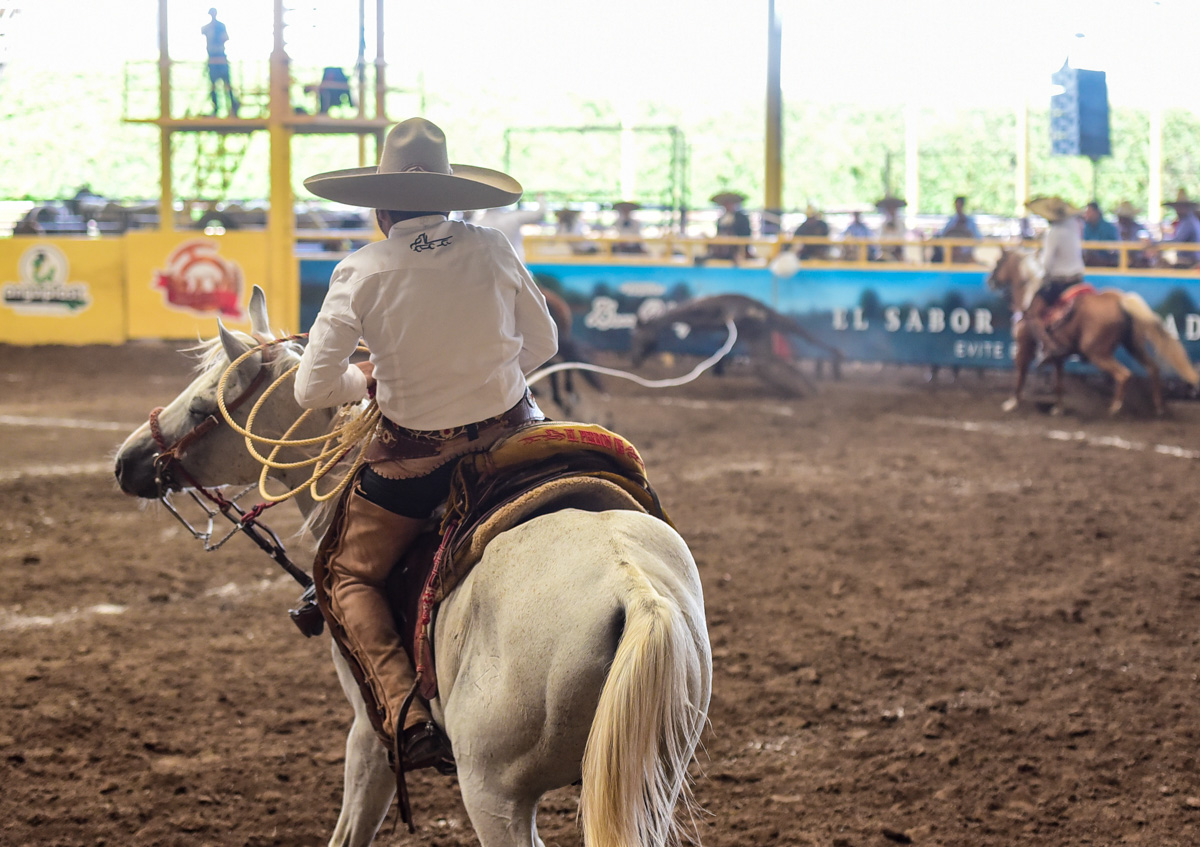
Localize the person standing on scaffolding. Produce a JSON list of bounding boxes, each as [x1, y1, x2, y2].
[[202, 8, 239, 117]]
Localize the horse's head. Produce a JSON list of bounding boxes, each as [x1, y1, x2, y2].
[[986, 248, 1017, 292], [114, 286, 306, 498]]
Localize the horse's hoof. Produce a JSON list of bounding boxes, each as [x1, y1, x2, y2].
[[1107, 403, 1123, 416], [1001, 397, 1019, 412], [1051, 404, 1065, 417]]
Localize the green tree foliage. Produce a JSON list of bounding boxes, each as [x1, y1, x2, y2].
[[4, 64, 1198, 222]]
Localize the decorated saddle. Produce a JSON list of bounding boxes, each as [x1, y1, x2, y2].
[[384, 422, 671, 699], [1040, 282, 1096, 333]]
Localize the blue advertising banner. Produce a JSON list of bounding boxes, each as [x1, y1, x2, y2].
[[299, 258, 1200, 371]]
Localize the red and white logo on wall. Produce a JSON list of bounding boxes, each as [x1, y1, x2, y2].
[[153, 240, 244, 319]]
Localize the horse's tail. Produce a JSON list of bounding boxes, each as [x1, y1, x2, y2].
[[580, 566, 704, 847], [1121, 293, 1200, 387], [556, 336, 605, 390]]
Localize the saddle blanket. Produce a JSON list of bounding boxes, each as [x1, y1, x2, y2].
[[1042, 283, 1096, 331], [386, 422, 671, 699]]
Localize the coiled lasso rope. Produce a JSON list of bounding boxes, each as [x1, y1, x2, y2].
[[527, 317, 738, 390], [217, 337, 379, 504], [218, 317, 737, 502]]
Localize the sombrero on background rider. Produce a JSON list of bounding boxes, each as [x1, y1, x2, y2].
[[1025, 195, 1082, 222], [303, 117, 522, 211]]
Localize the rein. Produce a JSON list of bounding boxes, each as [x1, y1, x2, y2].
[[147, 344, 313, 591]]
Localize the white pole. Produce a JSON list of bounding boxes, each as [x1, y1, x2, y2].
[[904, 102, 920, 223], [1149, 106, 1163, 231]]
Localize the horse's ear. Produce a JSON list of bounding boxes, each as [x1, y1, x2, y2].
[[219, 319, 252, 363], [248, 285, 274, 340]]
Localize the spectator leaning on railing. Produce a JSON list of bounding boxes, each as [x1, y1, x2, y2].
[[1082, 201, 1119, 267], [1114, 201, 1152, 268], [935, 195, 980, 263], [1162, 189, 1200, 269]]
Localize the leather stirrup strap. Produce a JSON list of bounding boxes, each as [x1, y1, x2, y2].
[[390, 681, 421, 834]]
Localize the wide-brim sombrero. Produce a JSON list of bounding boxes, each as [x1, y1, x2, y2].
[[875, 195, 907, 210], [1164, 189, 1198, 210], [711, 191, 747, 206], [1114, 201, 1140, 218], [612, 201, 641, 213], [1026, 195, 1082, 222], [303, 117, 522, 211]]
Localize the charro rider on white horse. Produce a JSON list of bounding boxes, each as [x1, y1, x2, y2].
[[294, 118, 558, 772]]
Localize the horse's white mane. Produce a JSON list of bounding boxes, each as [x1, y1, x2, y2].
[[186, 333, 303, 377]]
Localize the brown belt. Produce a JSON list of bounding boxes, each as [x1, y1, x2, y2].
[[365, 393, 544, 462]]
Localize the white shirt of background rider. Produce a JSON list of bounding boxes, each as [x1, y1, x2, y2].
[[294, 215, 559, 431], [1041, 216, 1086, 279]]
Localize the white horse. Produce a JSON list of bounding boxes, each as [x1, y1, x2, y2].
[[113, 287, 712, 847]]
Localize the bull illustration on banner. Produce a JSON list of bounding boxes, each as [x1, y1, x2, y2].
[[153, 240, 244, 319]]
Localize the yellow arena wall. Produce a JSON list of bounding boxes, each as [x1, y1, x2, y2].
[[0, 232, 287, 345]]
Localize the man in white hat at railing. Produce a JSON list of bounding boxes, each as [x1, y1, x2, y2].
[[294, 117, 559, 773]]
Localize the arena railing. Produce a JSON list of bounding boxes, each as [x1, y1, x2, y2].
[[522, 234, 1198, 273]]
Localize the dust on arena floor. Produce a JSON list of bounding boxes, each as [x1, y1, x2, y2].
[[3, 342, 1199, 847]]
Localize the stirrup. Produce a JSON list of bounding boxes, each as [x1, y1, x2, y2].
[[401, 721, 455, 773]]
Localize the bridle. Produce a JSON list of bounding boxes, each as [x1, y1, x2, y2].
[[149, 352, 271, 495], [145, 344, 314, 592]]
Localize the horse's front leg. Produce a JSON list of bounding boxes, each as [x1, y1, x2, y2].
[[327, 642, 395, 847], [1002, 322, 1034, 412], [1050, 360, 1068, 416]]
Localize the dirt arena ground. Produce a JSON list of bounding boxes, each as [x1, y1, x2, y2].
[[3, 341, 1200, 847]]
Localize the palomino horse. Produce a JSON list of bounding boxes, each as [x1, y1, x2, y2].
[[987, 248, 1199, 415], [537, 285, 605, 416], [113, 287, 711, 847], [630, 293, 844, 397]]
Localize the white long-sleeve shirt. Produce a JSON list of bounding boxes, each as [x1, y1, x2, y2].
[[295, 215, 558, 431], [1041, 217, 1085, 278]]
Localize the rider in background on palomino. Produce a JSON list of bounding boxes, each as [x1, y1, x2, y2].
[[294, 118, 558, 773], [1025, 195, 1086, 360]]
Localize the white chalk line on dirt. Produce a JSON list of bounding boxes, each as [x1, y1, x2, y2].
[[0, 461, 114, 482], [899, 415, 1200, 460], [0, 414, 133, 432], [0, 575, 294, 632]]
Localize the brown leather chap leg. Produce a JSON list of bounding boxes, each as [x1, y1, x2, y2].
[[313, 486, 429, 745]]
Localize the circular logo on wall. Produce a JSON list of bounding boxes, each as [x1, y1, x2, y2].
[[2, 244, 92, 314], [153, 239, 245, 318]]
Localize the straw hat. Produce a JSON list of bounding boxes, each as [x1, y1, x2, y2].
[[875, 195, 907, 211], [303, 118, 522, 211], [804, 204, 822, 219], [1164, 189, 1198, 211], [711, 191, 747, 206], [1025, 195, 1082, 223], [612, 201, 641, 214], [1114, 201, 1140, 219]]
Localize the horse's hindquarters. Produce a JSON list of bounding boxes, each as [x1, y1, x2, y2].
[[431, 509, 710, 815]]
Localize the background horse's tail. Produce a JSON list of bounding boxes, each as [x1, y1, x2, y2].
[[1121, 293, 1200, 387], [580, 566, 705, 847]]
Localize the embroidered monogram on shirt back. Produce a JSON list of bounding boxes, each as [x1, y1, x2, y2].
[[410, 232, 453, 253]]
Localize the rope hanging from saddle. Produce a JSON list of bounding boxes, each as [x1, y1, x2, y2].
[[216, 335, 380, 504]]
